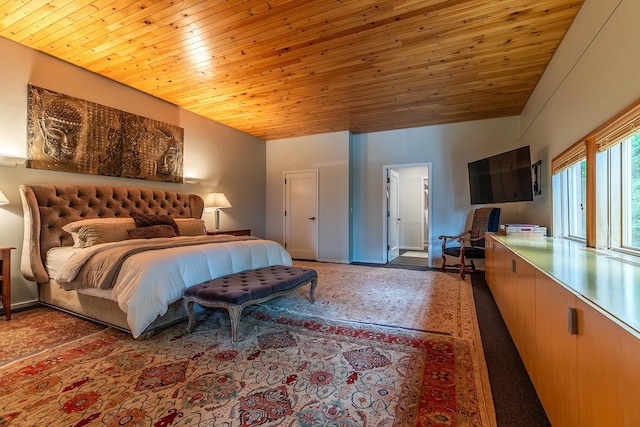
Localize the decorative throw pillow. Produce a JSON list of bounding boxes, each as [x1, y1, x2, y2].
[[131, 213, 180, 235], [174, 218, 206, 236], [127, 224, 177, 239]]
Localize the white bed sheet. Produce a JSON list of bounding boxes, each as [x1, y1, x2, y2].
[[46, 246, 117, 299], [46, 246, 78, 279], [48, 238, 293, 337]]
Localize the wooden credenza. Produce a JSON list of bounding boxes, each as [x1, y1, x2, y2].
[[485, 234, 640, 426]]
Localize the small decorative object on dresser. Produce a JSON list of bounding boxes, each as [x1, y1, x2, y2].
[[207, 229, 251, 236], [0, 247, 15, 320]]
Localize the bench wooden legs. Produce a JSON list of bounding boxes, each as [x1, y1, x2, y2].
[[308, 276, 317, 303], [184, 298, 198, 333], [184, 276, 317, 342]]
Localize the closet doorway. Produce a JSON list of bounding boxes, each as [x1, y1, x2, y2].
[[383, 163, 432, 267]]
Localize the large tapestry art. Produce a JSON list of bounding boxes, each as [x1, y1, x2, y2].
[[26, 85, 184, 183]]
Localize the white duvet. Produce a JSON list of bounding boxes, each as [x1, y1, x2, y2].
[[53, 237, 292, 338]]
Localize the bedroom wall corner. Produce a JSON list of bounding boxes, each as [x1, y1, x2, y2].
[[265, 131, 350, 264]]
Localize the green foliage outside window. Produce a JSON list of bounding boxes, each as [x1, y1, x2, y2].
[[631, 133, 640, 247]]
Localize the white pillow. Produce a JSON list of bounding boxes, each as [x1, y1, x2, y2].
[[62, 218, 136, 247]]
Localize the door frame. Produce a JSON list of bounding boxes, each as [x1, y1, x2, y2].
[[382, 163, 433, 266], [421, 176, 429, 253], [387, 168, 400, 262]]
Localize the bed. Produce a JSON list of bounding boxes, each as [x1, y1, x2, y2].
[[19, 184, 292, 338]]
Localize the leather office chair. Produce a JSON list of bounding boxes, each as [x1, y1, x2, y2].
[[438, 207, 501, 279]]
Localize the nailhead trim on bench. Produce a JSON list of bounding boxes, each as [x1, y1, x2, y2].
[[183, 265, 317, 341]]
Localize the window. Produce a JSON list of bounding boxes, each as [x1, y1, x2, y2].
[[552, 141, 586, 241], [626, 133, 640, 248], [597, 130, 640, 254], [553, 159, 586, 241], [552, 97, 640, 257]]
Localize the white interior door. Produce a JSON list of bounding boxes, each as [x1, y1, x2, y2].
[[422, 176, 429, 251], [387, 169, 400, 261], [284, 170, 318, 260]]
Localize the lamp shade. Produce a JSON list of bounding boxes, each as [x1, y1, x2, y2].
[[205, 193, 232, 209], [0, 190, 8, 205]]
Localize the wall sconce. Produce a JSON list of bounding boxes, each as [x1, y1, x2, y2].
[[205, 193, 232, 231], [0, 191, 9, 206], [183, 176, 201, 184], [0, 155, 26, 167]]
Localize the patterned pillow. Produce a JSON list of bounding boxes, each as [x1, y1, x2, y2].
[[127, 224, 177, 239], [131, 213, 180, 235]]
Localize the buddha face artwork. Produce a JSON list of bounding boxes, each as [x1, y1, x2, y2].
[[156, 128, 182, 179], [27, 85, 184, 183], [38, 98, 84, 162]]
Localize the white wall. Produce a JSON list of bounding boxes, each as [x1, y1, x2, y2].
[[520, 0, 640, 229], [266, 131, 350, 263], [350, 117, 526, 264], [0, 37, 266, 310], [396, 166, 429, 250]]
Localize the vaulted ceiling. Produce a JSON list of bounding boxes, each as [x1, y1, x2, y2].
[[0, 0, 584, 140]]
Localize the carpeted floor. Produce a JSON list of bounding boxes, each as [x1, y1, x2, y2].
[[470, 272, 550, 426], [0, 262, 496, 426], [399, 251, 428, 258]]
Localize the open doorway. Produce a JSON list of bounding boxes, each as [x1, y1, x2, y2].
[[383, 163, 432, 267]]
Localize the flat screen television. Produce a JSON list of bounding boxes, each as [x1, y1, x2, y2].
[[467, 146, 534, 205]]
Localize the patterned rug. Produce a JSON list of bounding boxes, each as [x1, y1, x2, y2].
[[0, 306, 107, 367], [0, 307, 490, 426], [0, 263, 495, 426], [271, 261, 475, 340]]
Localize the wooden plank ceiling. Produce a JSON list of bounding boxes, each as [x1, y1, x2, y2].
[[0, 0, 583, 140]]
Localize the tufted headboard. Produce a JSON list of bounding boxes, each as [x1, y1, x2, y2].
[[19, 184, 205, 283]]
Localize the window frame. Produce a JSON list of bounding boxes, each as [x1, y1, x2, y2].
[[553, 97, 640, 256], [553, 159, 587, 242]]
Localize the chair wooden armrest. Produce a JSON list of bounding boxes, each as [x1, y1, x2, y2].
[[438, 230, 470, 243], [457, 234, 485, 245]]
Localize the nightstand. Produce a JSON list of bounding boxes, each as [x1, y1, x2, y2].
[[207, 229, 251, 237], [0, 247, 15, 320]]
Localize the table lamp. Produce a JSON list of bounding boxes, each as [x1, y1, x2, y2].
[[205, 193, 232, 231]]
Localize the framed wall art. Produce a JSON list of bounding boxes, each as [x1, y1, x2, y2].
[[26, 85, 184, 183]]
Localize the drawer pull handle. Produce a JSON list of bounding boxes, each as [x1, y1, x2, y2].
[[568, 307, 578, 335]]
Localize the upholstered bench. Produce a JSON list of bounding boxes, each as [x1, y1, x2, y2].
[[183, 265, 317, 341]]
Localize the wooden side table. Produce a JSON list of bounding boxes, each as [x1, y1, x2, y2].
[[0, 247, 15, 320], [207, 229, 251, 237]]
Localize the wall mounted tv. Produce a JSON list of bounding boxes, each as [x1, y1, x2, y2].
[[467, 145, 534, 205]]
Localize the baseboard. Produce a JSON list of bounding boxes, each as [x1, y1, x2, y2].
[[316, 258, 349, 264], [2, 299, 39, 314]]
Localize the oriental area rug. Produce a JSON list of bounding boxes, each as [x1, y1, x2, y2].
[[0, 262, 496, 427]]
